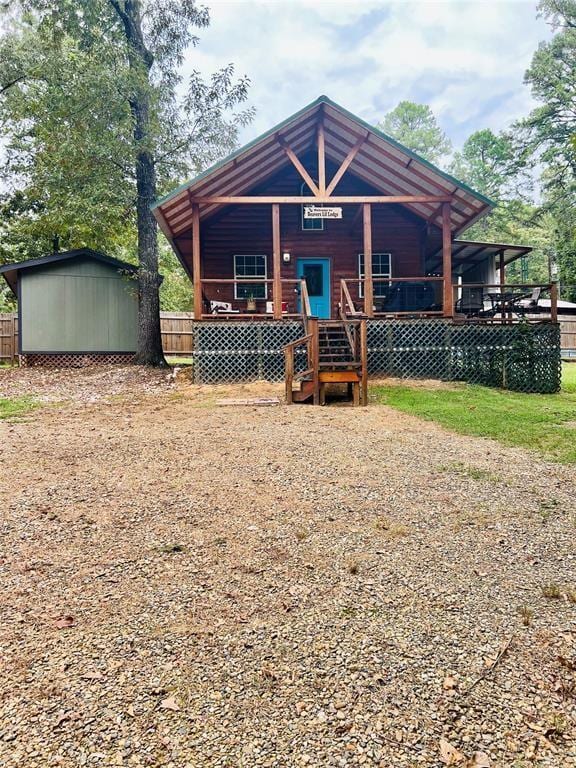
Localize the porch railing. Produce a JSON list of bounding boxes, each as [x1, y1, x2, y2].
[[454, 283, 558, 324], [340, 277, 445, 318], [199, 278, 304, 319]]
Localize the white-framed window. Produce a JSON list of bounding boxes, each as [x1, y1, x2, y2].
[[358, 253, 392, 298], [300, 181, 324, 231], [234, 254, 267, 299]]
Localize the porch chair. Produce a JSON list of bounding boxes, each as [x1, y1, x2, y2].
[[515, 286, 542, 315], [209, 300, 241, 315], [455, 288, 492, 318]]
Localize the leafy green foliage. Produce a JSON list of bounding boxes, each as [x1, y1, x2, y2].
[[0, 1, 252, 325], [516, 0, 576, 297], [378, 101, 452, 165]]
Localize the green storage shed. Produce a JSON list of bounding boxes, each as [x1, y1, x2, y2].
[[0, 249, 138, 366]]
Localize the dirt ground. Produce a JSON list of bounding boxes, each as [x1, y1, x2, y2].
[[0, 365, 575, 768]]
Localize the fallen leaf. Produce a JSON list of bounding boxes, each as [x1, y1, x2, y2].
[[126, 704, 135, 717], [439, 737, 464, 765], [468, 752, 491, 767], [160, 695, 180, 712], [53, 615, 75, 629]]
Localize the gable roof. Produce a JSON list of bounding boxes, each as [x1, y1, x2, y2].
[[152, 95, 494, 255], [0, 248, 137, 294]]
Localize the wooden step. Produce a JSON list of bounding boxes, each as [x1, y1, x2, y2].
[[291, 378, 315, 403], [319, 371, 360, 383]]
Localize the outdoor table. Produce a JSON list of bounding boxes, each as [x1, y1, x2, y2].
[[486, 291, 532, 321]]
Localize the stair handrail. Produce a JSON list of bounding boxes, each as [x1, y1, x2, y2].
[[340, 279, 362, 319], [283, 317, 320, 405], [300, 278, 312, 332]]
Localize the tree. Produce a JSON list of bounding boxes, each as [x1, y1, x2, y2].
[[378, 101, 452, 165], [449, 129, 524, 200], [0, 2, 252, 363], [516, 0, 576, 298]]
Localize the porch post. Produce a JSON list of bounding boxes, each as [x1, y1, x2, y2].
[[272, 203, 282, 320], [442, 202, 453, 318], [363, 203, 374, 317], [499, 250, 505, 290], [192, 202, 202, 320]]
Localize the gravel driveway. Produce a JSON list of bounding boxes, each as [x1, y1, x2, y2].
[[0, 367, 575, 767]]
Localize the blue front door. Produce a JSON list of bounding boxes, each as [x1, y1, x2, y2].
[[296, 258, 331, 318]]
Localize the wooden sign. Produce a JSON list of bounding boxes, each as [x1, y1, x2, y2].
[[304, 205, 342, 219]]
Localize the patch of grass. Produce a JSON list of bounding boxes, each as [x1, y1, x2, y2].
[[440, 461, 499, 482], [166, 356, 193, 366], [0, 396, 36, 420], [374, 516, 409, 537], [518, 605, 534, 627], [373, 364, 576, 464], [541, 583, 562, 600], [538, 498, 561, 521]]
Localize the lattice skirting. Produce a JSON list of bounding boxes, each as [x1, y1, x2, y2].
[[367, 320, 561, 394], [191, 319, 561, 394], [20, 352, 136, 368]]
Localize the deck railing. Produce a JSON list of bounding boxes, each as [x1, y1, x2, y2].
[[199, 278, 304, 319], [454, 283, 558, 324], [340, 277, 445, 318]]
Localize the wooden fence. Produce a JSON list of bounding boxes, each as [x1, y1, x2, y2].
[[1, 311, 575, 363], [160, 312, 194, 357], [560, 316, 576, 359], [0, 313, 18, 364]]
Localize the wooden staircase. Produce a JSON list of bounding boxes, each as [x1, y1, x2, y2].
[[284, 317, 368, 406]]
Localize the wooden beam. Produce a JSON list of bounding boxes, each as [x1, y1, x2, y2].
[[192, 202, 201, 320], [190, 195, 454, 205], [442, 202, 453, 318], [499, 249, 505, 290], [317, 117, 326, 195], [272, 203, 282, 320], [363, 203, 374, 318], [277, 136, 320, 196], [326, 134, 367, 195]]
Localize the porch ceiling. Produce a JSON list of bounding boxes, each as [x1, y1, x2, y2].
[[152, 95, 494, 258], [427, 240, 533, 274]]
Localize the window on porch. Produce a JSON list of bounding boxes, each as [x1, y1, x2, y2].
[[358, 253, 391, 297], [233, 254, 267, 299]]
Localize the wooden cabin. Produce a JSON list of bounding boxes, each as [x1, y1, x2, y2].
[[152, 95, 543, 323], [152, 96, 560, 397]]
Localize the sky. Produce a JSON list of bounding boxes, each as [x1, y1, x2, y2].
[[185, 0, 551, 151]]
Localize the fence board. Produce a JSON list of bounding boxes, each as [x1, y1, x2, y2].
[[160, 312, 194, 356], [560, 315, 576, 359], [0, 313, 18, 363]]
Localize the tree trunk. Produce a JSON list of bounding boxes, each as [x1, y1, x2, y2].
[[111, 0, 166, 366], [133, 142, 165, 366]]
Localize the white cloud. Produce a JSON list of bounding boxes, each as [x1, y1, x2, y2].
[[181, 0, 551, 148]]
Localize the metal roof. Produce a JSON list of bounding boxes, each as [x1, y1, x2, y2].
[[0, 248, 137, 294], [152, 95, 494, 254]]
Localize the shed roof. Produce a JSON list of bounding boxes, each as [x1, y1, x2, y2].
[[0, 249, 137, 294], [152, 95, 494, 256]]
